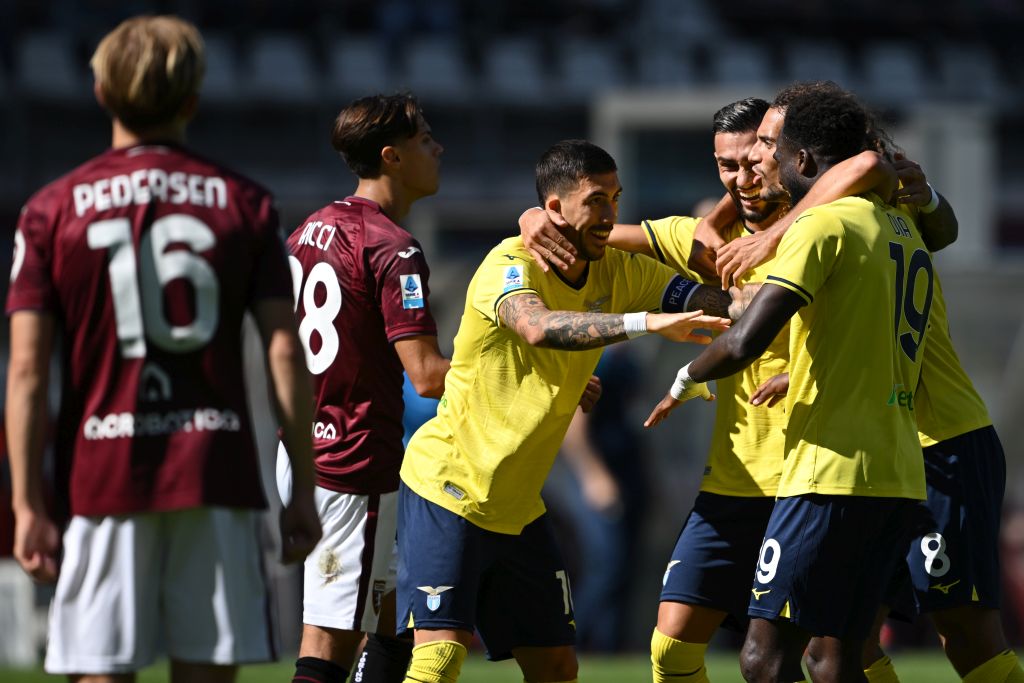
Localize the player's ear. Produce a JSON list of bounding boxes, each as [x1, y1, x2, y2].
[[544, 196, 561, 215], [381, 145, 400, 170], [796, 149, 817, 178], [93, 79, 107, 109]]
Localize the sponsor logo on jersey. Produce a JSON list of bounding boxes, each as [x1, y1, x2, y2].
[[313, 421, 337, 440], [401, 274, 425, 309], [887, 384, 915, 411], [751, 588, 772, 600], [83, 408, 241, 440], [503, 266, 523, 293], [417, 585, 454, 612], [296, 220, 337, 251], [931, 579, 961, 595], [663, 560, 681, 587], [397, 246, 422, 259]]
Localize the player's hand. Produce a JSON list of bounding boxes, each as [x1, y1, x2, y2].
[[644, 384, 715, 428], [279, 492, 322, 565], [890, 154, 931, 206], [750, 372, 789, 407], [646, 310, 731, 344], [578, 374, 602, 413], [727, 283, 762, 321], [716, 230, 781, 289], [689, 220, 727, 282], [13, 506, 60, 583], [519, 207, 576, 272]]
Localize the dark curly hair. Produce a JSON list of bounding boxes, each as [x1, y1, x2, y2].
[[536, 139, 617, 204], [780, 89, 869, 164]]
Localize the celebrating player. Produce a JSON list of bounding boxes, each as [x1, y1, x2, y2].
[[277, 93, 450, 683], [396, 139, 732, 683], [6, 15, 321, 682]]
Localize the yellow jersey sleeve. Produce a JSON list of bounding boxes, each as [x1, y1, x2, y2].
[[764, 209, 843, 305], [642, 216, 701, 279], [471, 251, 540, 325]]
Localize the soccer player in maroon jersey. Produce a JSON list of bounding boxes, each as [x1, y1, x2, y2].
[[276, 93, 450, 683], [5, 16, 321, 683]]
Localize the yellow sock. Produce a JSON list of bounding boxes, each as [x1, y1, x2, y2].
[[864, 655, 900, 683], [404, 640, 467, 683], [963, 650, 1024, 683], [651, 628, 710, 682]]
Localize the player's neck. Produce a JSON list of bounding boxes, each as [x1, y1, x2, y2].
[[352, 177, 415, 224], [110, 119, 186, 149], [746, 204, 788, 232]]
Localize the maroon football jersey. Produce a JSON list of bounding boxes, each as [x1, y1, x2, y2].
[[6, 144, 292, 516], [287, 196, 437, 494]]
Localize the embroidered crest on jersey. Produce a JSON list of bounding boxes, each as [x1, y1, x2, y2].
[[401, 274, 425, 309], [503, 265, 524, 293], [139, 362, 172, 402], [418, 585, 454, 612]]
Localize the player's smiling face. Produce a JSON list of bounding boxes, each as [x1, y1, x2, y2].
[[394, 115, 443, 198], [559, 171, 621, 262], [749, 107, 789, 206], [713, 130, 774, 224]]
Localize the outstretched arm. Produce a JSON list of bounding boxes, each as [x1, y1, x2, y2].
[[497, 292, 730, 350]]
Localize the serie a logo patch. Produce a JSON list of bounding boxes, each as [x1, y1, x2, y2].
[[401, 274, 424, 309], [503, 265, 523, 293]]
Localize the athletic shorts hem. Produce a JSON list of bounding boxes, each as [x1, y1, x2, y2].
[[301, 613, 361, 631], [46, 660, 151, 675], [660, 592, 738, 615], [918, 596, 1001, 614], [397, 618, 471, 634], [747, 607, 784, 622]]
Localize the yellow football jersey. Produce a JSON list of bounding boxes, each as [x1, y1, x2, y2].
[[401, 236, 681, 534], [766, 194, 929, 500], [895, 205, 992, 446], [644, 217, 789, 496]]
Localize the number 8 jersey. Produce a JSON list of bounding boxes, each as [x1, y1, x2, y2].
[[764, 193, 929, 501], [285, 196, 438, 495], [6, 143, 293, 516]]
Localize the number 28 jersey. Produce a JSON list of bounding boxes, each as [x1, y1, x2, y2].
[[765, 194, 930, 500], [6, 144, 293, 517], [286, 196, 438, 495]]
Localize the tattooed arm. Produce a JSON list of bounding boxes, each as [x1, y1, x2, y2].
[[497, 292, 730, 350]]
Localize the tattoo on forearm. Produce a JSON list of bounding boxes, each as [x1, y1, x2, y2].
[[498, 293, 628, 350], [686, 285, 732, 318]]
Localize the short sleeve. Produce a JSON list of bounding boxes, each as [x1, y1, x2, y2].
[[764, 209, 843, 305], [6, 198, 58, 314], [371, 236, 439, 342], [642, 216, 700, 279], [247, 192, 293, 303], [473, 253, 540, 325], [613, 250, 686, 312]]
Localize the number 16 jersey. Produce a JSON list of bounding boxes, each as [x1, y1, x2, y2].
[[286, 196, 438, 495], [6, 143, 293, 517]]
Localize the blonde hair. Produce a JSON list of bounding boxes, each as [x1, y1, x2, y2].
[[90, 15, 205, 130]]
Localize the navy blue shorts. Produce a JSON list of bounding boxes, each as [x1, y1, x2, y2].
[[906, 426, 1005, 613], [396, 483, 576, 660], [747, 494, 918, 639], [660, 492, 775, 631]]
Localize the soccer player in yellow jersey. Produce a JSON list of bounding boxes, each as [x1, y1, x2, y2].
[[713, 90, 1024, 683], [396, 140, 732, 683], [647, 89, 933, 682]]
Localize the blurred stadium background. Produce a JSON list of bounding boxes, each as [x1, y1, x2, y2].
[[1, 0, 1024, 679]]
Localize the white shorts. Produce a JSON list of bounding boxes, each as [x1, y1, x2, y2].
[[45, 507, 275, 674], [277, 443, 399, 632]]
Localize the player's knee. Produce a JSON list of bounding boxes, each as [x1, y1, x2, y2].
[[528, 649, 578, 682], [405, 640, 467, 683], [740, 637, 779, 683]]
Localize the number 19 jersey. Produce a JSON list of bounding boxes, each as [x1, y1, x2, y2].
[[6, 143, 293, 517], [765, 194, 929, 500], [286, 196, 438, 495]]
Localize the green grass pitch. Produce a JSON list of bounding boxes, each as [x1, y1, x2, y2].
[[0, 650, 975, 682]]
